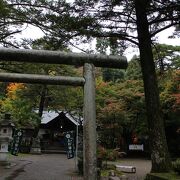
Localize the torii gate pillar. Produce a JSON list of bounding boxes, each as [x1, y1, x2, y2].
[[83, 63, 97, 180]]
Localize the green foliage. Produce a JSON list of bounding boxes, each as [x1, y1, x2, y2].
[[97, 146, 122, 162], [172, 159, 180, 174], [102, 68, 125, 82], [160, 70, 180, 113], [97, 145, 108, 160], [159, 68, 180, 140], [96, 38, 109, 54], [125, 57, 142, 80], [0, 84, 40, 128], [96, 38, 126, 82], [106, 149, 119, 161], [47, 85, 83, 112], [100, 164, 122, 177], [145, 173, 180, 180], [96, 71, 147, 148], [96, 46, 179, 150], [153, 44, 180, 72], [96, 78, 125, 148]]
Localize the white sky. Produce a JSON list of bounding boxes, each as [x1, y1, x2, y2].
[[124, 27, 180, 61], [157, 27, 180, 45], [17, 25, 180, 61]]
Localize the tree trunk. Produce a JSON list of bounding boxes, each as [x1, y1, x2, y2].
[[134, 0, 172, 172], [33, 84, 47, 138]]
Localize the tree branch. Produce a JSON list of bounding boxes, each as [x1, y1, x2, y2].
[[151, 23, 178, 37]]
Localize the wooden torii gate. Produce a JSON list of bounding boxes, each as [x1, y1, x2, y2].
[[0, 48, 127, 180]]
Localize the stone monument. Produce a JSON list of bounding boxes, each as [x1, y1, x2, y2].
[[0, 113, 15, 167], [30, 137, 41, 154]]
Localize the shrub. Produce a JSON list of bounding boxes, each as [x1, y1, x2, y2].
[[106, 149, 119, 161], [97, 145, 108, 160], [172, 159, 180, 175], [97, 147, 119, 161]]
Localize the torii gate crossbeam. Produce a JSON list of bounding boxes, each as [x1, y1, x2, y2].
[[0, 48, 127, 69], [0, 72, 85, 86]]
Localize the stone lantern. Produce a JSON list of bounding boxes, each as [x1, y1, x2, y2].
[[0, 113, 15, 166]]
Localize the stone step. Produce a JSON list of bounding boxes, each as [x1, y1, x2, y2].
[[116, 165, 136, 173]]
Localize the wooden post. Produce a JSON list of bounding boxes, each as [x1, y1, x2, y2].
[[83, 63, 97, 180]]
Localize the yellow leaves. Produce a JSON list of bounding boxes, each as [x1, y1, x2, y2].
[[0, 98, 13, 111], [0, 83, 26, 114], [48, 70, 56, 76], [6, 83, 25, 99], [7, 83, 25, 92]]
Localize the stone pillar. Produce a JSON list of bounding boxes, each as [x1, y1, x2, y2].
[[0, 113, 14, 168], [0, 137, 10, 165], [30, 137, 41, 154], [83, 63, 97, 180]]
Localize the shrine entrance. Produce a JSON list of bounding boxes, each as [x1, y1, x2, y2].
[[0, 48, 127, 180], [39, 111, 79, 153]]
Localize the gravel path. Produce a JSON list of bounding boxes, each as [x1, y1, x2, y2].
[[0, 154, 81, 180], [109, 158, 151, 180], [0, 155, 151, 180]]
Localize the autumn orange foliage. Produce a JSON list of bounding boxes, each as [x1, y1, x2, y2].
[[6, 83, 25, 99]]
